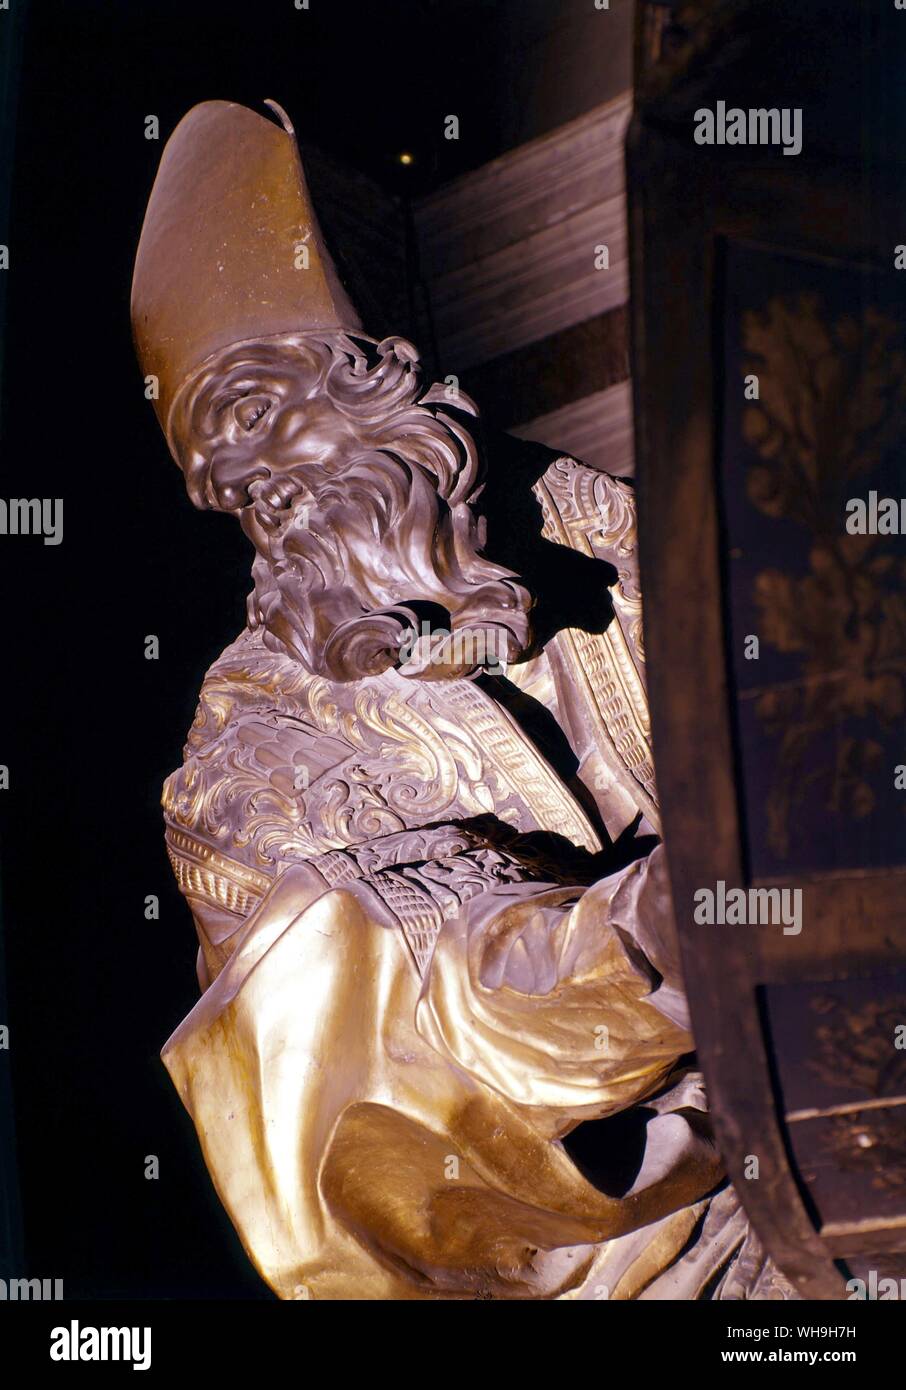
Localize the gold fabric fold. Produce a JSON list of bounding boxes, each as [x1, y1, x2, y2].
[[415, 860, 692, 1133], [163, 858, 722, 1300]]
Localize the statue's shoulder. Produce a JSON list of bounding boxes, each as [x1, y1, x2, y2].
[[174, 626, 343, 793], [186, 626, 317, 732], [161, 628, 355, 906]]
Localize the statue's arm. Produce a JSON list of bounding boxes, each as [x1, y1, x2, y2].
[[415, 843, 694, 1123]]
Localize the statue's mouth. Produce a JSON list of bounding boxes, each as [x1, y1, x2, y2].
[[247, 476, 314, 534]]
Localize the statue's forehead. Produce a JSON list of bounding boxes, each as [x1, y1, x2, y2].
[[193, 341, 320, 389], [196, 355, 319, 401]]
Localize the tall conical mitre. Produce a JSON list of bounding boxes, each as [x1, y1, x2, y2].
[[131, 99, 362, 441]]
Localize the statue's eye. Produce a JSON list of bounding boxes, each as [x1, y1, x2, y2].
[[235, 396, 272, 431]]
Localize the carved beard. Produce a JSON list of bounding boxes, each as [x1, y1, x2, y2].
[[246, 450, 533, 682]]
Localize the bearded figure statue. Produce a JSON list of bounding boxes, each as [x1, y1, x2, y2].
[[131, 100, 796, 1301]]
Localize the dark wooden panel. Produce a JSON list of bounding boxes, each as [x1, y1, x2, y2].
[[718, 242, 906, 879], [629, 0, 906, 1300]]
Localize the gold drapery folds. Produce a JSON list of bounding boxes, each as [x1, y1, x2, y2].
[[163, 846, 722, 1300]]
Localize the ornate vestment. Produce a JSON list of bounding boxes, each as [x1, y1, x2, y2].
[[160, 457, 794, 1300]]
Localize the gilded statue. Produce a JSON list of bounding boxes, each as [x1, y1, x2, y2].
[[131, 100, 797, 1300]]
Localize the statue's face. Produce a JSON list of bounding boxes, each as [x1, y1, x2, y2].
[[172, 346, 362, 525], [170, 333, 533, 681]]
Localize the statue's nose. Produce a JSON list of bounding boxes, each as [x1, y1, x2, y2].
[[208, 452, 271, 511]]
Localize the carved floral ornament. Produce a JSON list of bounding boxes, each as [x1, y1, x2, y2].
[[741, 294, 906, 854]]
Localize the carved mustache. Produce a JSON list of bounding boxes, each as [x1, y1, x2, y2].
[[246, 475, 316, 533]]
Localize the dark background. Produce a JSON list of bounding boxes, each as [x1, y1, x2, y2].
[[0, 0, 629, 1298]]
